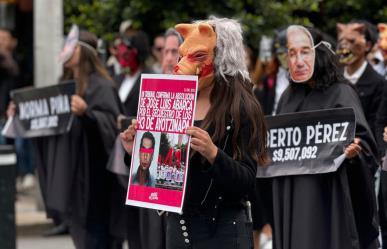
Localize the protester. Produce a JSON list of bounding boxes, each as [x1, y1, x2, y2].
[[106, 35, 122, 78], [376, 24, 387, 247], [377, 23, 387, 78], [147, 34, 164, 73], [255, 27, 289, 116], [271, 25, 379, 249], [0, 27, 36, 192], [162, 28, 183, 74], [30, 26, 122, 249], [120, 17, 268, 249], [108, 29, 173, 249], [0, 28, 19, 144], [336, 21, 385, 135]]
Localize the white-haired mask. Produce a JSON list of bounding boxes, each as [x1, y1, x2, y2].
[[287, 25, 316, 83]]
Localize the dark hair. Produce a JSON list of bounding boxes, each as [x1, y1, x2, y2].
[[141, 131, 155, 149], [201, 74, 268, 166], [292, 27, 348, 90], [61, 30, 112, 96], [122, 31, 150, 65], [349, 19, 378, 48], [164, 28, 184, 45]]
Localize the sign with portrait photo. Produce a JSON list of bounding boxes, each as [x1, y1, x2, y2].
[[256, 108, 356, 178], [126, 74, 198, 213]]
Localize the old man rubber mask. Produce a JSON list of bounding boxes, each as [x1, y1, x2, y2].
[[174, 22, 216, 90], [287, 25, 315, 83], [336, 23, 370, 65]]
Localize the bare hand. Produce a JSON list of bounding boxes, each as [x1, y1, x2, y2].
[[186, 126, 218, 164], [6, 101, 16, 118], [120, 119, 137, 155], [345, 137, 361, 159], [71, 95, 88, 116], [384, 127, 387, 143]]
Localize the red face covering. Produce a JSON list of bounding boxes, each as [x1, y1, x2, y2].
[[116, 42, 139, 75]]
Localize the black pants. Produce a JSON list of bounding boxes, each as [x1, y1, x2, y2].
[[166, 207, 253, 249]]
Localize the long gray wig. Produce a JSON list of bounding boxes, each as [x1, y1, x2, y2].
[[195, 16, 250, 83]]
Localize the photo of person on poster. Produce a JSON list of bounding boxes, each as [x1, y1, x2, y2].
[[131, 131, 158, 187]]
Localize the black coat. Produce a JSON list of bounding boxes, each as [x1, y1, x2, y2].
[[34, 74, 122, 225], [272, 82, 379, 249], [376, 80, 387, 154], [255, 74, 277, 115], [114, 72, 143, 117], [354, 64, 385, 137]]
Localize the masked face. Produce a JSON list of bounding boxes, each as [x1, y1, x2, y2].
[[174, 23, 216, 90], [336, 23, 369, 65], [378, 23, 387, 62], [59, 24, 79, 64], [287, 26, 315, 83], [116, 42, 139, 75]]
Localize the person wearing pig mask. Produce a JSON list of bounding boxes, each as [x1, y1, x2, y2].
[[120, 16, 268, 249]]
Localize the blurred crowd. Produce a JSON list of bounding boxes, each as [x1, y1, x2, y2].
[[1, 16, 387, 249]]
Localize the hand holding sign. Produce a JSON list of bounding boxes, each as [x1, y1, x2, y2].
[[186, 126, 218, 164], [345, 138, 361, 159], [120, 119, 138, 156], [71, 95, 88, 116]]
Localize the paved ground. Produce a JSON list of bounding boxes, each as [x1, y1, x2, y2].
[[15, 185, 131, 249], [18, 236, 73, 249]]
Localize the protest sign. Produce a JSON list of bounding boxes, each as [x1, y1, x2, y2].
[[2, 81, 75, 138], [126, 74, 197, 213], [257, 108, 356, 177]]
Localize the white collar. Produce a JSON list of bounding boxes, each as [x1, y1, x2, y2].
[[344, 61, 368, 84]]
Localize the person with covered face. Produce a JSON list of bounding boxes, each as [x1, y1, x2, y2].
[[33, 25, 122, 249], [121, 17, 268, 249], [271, 25, 379, 249], [336, 21, 385, 136]]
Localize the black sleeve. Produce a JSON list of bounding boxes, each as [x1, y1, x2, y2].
[[206, 122, 258, 199], [83, 80, 122, 154], [124, 152, 131, 168], [376, 80, 387, 155]]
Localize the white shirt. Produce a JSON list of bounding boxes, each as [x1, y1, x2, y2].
[[118, 71, 141, 103], [344, 61, 368, 84], [272, 67, 290, 115]]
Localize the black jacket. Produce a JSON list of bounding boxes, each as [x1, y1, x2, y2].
[[354, 64, 385, 136]]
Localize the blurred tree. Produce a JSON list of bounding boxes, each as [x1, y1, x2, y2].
[[64, 0, 387, 52]]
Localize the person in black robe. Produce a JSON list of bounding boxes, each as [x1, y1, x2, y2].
[[271, 26, 379, 249], [377, 74, 387, 249], [121, 17, 269, 249], [108, 30, 169, 249], [33, 30, 122, 249]]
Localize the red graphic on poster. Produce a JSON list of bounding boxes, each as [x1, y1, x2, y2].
[[126, 74, 198, 213]]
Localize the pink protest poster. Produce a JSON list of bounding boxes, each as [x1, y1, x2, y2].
[[126, 74, 198, 213]]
